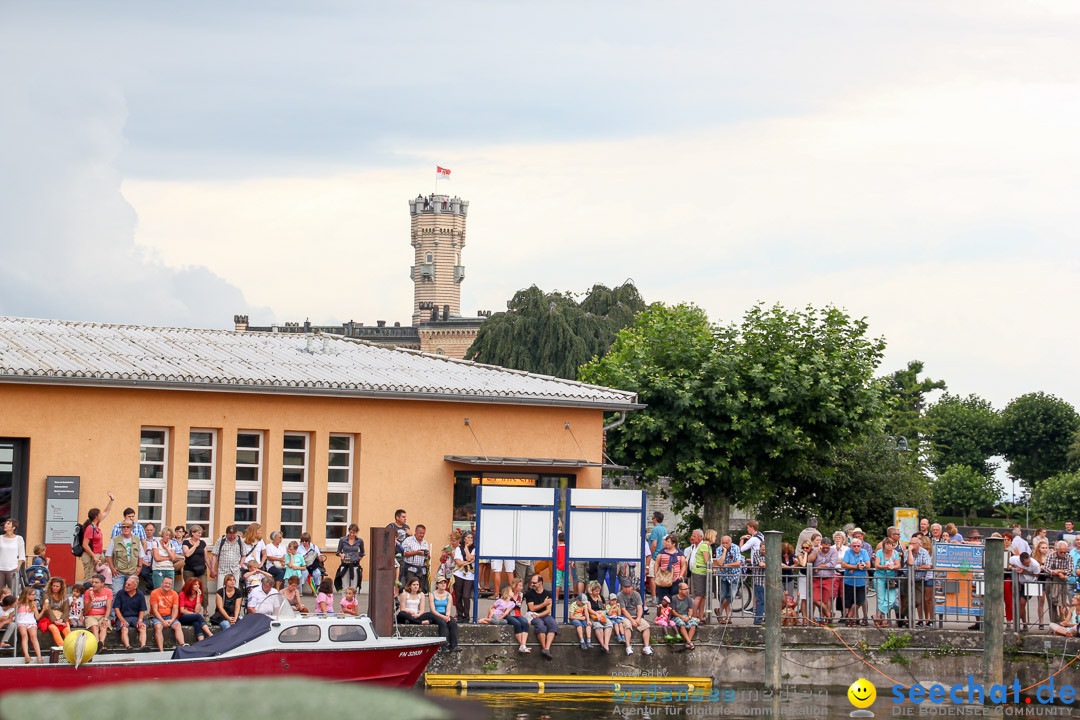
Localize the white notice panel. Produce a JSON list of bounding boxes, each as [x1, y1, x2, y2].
[[568, 511, 643, 560], [604, 512, 643, 559], [478, 508, 554, 559]]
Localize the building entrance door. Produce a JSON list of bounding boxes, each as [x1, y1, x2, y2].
[[0, 438, 29, 531]]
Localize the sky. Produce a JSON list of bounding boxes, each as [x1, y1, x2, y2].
[[1, 1, 1079, 414]]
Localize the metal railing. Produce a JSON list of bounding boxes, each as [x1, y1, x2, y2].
[[695, 548, 1080, 632]]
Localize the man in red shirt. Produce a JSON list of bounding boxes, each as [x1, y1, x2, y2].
[[83, 574, 114, 648], [149, 576, 185, 651]]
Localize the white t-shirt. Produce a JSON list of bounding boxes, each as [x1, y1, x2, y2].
[[0, 535, 26, 572], [150, 538, 174, 571], [265, 541, 287, 569], [1011, 536, 1032, 556], [1009, 555, 1041, 580], [740, 534, 763, 556], [244, 539, 266, 567], [453, 547, 474, 581], [248, 586, 280, 613]]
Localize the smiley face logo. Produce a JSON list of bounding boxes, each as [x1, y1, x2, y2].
[[848, 678, 876, 709]]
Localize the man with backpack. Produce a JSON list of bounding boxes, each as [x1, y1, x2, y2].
[[209, 525, 245, 592]]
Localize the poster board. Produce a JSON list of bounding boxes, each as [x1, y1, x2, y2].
[[473, 486, 559, 620], [933, 542, 984, 617], [894, 507, 919, 546]]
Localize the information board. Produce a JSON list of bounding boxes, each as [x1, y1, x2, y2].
[[45, 476, 80, 544], [933, 542, 984, 617], [894, 507, 919, 546]]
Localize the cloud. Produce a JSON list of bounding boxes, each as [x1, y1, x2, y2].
[[124, 77, 1079, 408], [0, 44, 266, 328]]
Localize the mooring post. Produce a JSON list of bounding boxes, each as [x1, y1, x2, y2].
[[368, 526, 396, 637], [983, 536, 1004, 690], [765, 529, 782, 690]]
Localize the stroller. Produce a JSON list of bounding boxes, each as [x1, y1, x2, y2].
[[22, 562, 50, 605]]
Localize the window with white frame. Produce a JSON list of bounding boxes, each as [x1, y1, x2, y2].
[[186, 430, 216, 538], [326, 434, 353, 540], [234, 431, 263, 532], [139, 428, 169, 525], [281, 433, 308, 539]]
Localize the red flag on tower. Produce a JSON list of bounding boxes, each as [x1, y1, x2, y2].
[[436, 166, 451, 180]]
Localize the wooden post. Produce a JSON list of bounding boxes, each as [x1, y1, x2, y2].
[[368, 526, 396, 637], [765, 529, 782, 690], [983, 537, 1004, 690]]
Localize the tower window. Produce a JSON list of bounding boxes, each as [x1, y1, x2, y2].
[[426, 253, 433, 263]]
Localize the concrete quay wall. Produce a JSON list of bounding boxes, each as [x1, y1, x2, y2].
[[403, 625, 1079, 690]]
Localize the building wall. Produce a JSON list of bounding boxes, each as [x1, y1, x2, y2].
[[0, 383, 604, 579], [418, 325, 481, 359]]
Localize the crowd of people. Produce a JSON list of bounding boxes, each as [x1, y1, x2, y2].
[[3, 504, 1080, 664]]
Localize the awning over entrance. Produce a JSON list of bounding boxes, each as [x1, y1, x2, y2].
[[444, 455, 603, 468]]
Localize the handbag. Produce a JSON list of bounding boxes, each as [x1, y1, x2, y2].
[[655, 567, 674, 588]]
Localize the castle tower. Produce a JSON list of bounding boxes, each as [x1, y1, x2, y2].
[[409, 194, 468, 326]]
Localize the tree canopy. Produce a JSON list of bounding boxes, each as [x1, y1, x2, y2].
[[925, 393, 1001, 478], [931, 464, 1001, 524], [999, 392, 1079, 489], [464, 282, 645, 380], [581, 302, 886, 533], [1030, 470, 1080, 524]]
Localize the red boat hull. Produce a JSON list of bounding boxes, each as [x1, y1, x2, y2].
[[0, 644, 442, 692]]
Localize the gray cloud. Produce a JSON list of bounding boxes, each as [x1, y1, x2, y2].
[[0, 41, 268, 327]]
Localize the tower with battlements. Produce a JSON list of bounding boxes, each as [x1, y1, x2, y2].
[[409, 194, 468, 325], [233, 191, 486, 360]]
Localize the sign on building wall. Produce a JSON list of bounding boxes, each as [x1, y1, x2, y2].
[[45, 476, 80, 545]]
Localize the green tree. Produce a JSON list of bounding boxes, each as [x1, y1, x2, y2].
[[879, 360, 946, 453], [760, 432, 933, 541], [1030, 471, 1080, 523], [581, 302, 886, 533], [464, 282, 645, 380], [930, 464, 1001, 524], [1068, 428, 1080, 469], [925, 393, 1001, 478], [999, 392, 1080, 489]]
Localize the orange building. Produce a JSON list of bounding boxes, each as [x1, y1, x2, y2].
[[0, 317, 639, 583]]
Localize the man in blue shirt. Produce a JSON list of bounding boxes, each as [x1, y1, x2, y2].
[[647, 512, 667, 600], [840, 538, 871, 625]]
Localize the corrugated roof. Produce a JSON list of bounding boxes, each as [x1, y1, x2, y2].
[[0, 316, 640, 410]]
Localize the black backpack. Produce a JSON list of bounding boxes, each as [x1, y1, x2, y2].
[[71, 522, 87, 557]]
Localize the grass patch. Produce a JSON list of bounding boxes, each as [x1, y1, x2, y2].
[[878, 632, 911, 651]]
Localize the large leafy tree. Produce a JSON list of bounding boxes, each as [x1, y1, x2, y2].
[[930, 464, 1001, 524], [999, 392, 1080, 489], [925, 393, 1001, 478], [464, 282, 645, 380], [760, 432, 933, 541], [1030, 471, 1080, 523], [581, 302, 886, 534]]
